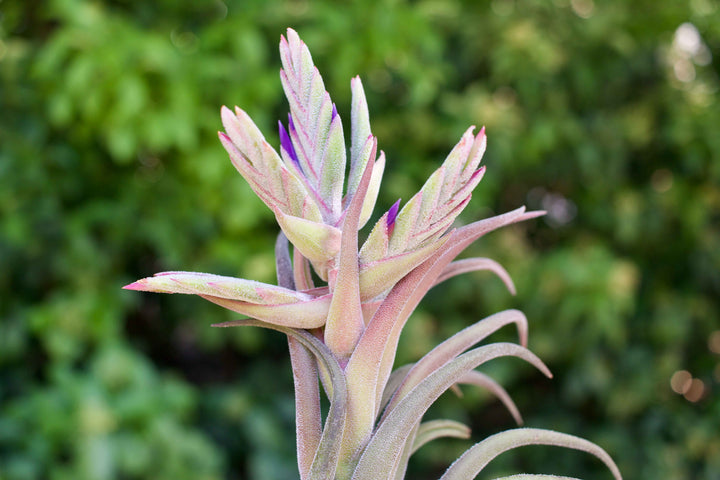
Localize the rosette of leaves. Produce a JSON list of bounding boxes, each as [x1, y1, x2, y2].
[[125, 29, 622, 480]]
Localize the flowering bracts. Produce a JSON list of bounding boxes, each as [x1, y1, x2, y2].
[[125, 29, 622, 480]]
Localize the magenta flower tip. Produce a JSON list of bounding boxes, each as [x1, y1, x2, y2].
[[279, 119, 301, 168], [331, 103, 338, 120], [387, 199, 401, 229]]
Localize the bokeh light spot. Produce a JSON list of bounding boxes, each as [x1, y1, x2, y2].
[[683, 378, 705, 402], [670, 370, 692, 394]]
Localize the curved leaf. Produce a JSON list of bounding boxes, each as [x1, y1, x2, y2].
[[379, 364, 414, 413], [435, 257, 516, 295], [325, 150, 375, 361], [212, 319, 347, 480], [202, 293, 331, 328], [276, 232, 320, 479], [456, 370, 522, 425], [275, 232, 295, 290], [274, 209, 342, 276], [411, 419, 471, 454], [439, 428, 621, 480], [124, 271, 311, 304], [347, 207, 543, 450], [280, 28, 346, 222], [351, 343, 551, 480], [381, 310, 530, 422]]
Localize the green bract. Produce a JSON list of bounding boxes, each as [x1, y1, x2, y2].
[[125, 29, 622, 480]]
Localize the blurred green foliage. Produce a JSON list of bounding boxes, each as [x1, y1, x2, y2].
[[2, 0, 719, 479]]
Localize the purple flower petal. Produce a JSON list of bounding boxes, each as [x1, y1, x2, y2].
[[331, 103, 338, 120], [278, 119, 301, 169], [387, 199, 401, 230]]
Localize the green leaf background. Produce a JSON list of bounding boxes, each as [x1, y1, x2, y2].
[[2, 0, 718, 478]]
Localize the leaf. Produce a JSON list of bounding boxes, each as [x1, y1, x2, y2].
[[438, 428, 622, 480], [324, 151, 376, 362], [288, 338, 321, 480], [348, 76, 372, 199], [379, 364, 414, 413], [358, 239, 447, 301], [358, 149, 385, 229], [456, 370, 523, 425], [275, 232, 295, 290], [212, 319, 347, 480], [280, 28, 346, 223], [434, 257, 516, 295], [351, 343, 551, 480], [381, 310, 530, 421], [124, 271, 310, 304], [219, 107, 321, 221], [390, 422, 419, 480], [411, 420, 471, 454], [202, 293, 331, 328], [275, 233, 321, 480], [274, 209, 342, 279], [381, 127, 487, 257], [347, 208, 541, 458]]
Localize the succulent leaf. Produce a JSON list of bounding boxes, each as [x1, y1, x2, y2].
[[358, 147, 385, 229], [358, 239, 447, 301], [203, 293, 332, 328], [381, 309, 530, 421], [351, 343, 551, 480], [324, 152, 375, 362], [411, 420, 472, 454], [219, 107, 321, 221], [124, 271, 307, 304], [435, 257, 516, 295], [438, 428, 622, 480], [275, 232, 295, 290], [349, 76, 372, 199], [288, 337, 321, 480], [280, 28, 346, 223], [346, 209, 542, 458], [276, 233, 322, 480], [456, 370, 523, 425], [363, 127, 488, 261], [213, 319, 348, 480], [273, 209, 342, 279], [380, 364, 415, 412]]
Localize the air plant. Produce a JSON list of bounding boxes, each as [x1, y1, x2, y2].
[[125, 29, 622, 480]]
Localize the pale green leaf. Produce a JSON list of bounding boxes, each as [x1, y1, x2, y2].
[[411, 419, 471, 454], [351, 343, 551, 480], [439, 428, 622, 480]]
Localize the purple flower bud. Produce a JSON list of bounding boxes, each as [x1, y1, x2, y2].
[[278, 119, 301, 169], [331, 103, 338, 121], [387, 199, 401, 232]]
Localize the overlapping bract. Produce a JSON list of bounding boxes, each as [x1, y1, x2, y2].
[[124, 29, 622, 480]]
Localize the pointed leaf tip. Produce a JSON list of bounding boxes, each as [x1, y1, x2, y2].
[[122, 282, 144, 291]]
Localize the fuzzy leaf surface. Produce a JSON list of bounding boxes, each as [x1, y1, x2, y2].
[[351, 343, 551, 480], [439, 428, 622, 480]]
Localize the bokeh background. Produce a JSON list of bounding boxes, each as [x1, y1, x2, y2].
[[2, 0, 719, 479]]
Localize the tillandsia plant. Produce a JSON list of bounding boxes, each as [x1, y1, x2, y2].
[[125, 29, 622, 480]]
